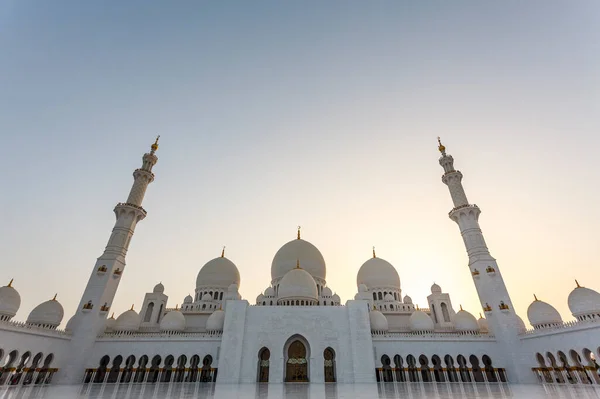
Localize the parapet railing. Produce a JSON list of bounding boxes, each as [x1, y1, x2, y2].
[[0, 319, 70, 337], [372, 330, 495, 339], [521, 318, 600, 337], [98, 330, 222, 339]]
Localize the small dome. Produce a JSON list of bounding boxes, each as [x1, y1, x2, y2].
[[527, 298, 562, 328], [196, 256, 241, 289], [271, 238, 326, 281], [278, 267, 318, 301], [403, 295, 413, 304], [477, 315, 490, 333], [228, 283, 239, 293], [27, 296, 64, 328], [206, 309, 225, 331], [431, 283, 442, 295], [0, 280, 21, 318], [160, 310, 186, 332], [153, 282, 164, 294], [332, 293, 340, 303], [454, 309, 479, 332], [357, 257, 400, 290], [358, 284, 368, 293], [256, 294, 265, 304], [201, 293, 212, 301], [409, 310, 434, 332], [264, 287, 275, 297], [516, 315, 527, 334], [369, 309, 389, 332], [567, 283, 600, 318], [115, 308, 141, 332], [322, 287, 333, 297], [105, 314, 116, 332], [183, 295, 193, 304], [384, 294, 394, 302], [65, 315, 76, 333]]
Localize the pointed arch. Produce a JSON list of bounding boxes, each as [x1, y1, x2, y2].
[[283, 334, 310, 382]]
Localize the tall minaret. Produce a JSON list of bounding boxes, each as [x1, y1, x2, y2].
[[57, 137, 160, 384], [437, 138, 532, 383]]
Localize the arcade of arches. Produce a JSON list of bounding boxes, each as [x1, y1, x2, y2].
[[533, 347, 600, 385], [0, 348, 56, 386]]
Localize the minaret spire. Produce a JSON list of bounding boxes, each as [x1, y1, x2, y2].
[[297, 226, 301, 240], [372, 246, 376, 258], [58, 138, 159, 384]]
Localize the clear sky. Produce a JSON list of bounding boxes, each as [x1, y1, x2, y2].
[[1, 2, 599, 327]]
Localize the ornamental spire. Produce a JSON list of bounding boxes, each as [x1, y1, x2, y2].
[[130, 304, 135, 311], [150, 135, 160, 154], [297, 226, 301, 240], [52, 293, 57, 301], [7, 278, 13, 288], [437, 136, 446, 155], [221, 246, 226, 258], [534, 294, 539, 301], [372, 246, 376, 258], [296, 259, 300, 269], [575, 279, 581, 288]]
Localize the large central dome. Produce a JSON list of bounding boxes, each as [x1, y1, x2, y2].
[[271, 238, 326, 281]]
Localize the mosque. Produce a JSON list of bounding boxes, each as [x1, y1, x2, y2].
[[0, 138, 599, 387]]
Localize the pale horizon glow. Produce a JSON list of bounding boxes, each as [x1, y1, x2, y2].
[[1, 2, 599, 328]]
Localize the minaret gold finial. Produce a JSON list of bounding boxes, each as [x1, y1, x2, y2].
[[534, 294, 539, 301], [372, 246, 376, 258], [297, 226, 301, 240], [221, 246, 226, 258], [52, 293, 57, 301], [7, 278, 13, 288], [296, 259, 301, 269], [130, 304, 135, 311], [437, 137, 446, 154], [151, 135, 160, 152], [460, 304, 463, 311], [575, 279, 581, 288]]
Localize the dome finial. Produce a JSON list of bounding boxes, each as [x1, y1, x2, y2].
[[110, 312, 115, 319], [437, 137, 446, 154], [175, 304, 179, 310], [534, 293, 539, 301], [297, 226, 301, 240], [150, 135, 160, 153], [221, 246, 226, 258], [130, 304, 135, 311], [52, 293, 57, 301], [372, 246, 376, 258], [575, 279, 581, 288], [7, 278, 13, 288], [460, 304, 463, 311], [296, 259, 301, 269], [479, 312, 483, 318]]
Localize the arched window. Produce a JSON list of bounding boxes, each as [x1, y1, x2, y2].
[[431, 304, 438, 323], [257, 348, 270, 382], [157, 304, 163, 323], [373, 293, 377, 300], [219, 292, 223, 300], [441, 302, 450, 322], [378, 292, 383, 301], [213, 292, 219, 300], [324, 348, 336, 382], [144, 302, 154, 323]]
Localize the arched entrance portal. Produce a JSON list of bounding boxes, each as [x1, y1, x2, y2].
[[285, 339, 309, 382]]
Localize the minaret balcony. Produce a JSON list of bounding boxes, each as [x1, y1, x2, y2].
[[483, 303, 492, 312], [96, 265, 107, 276], [471, 269, 480, 278], [82, 301, 94, 313], [499, 302, 510, 312], [448, 204, 479, 217], [112, 268, 123, 278], [485, 266, 496, 276], [99, 303, 110, 313]]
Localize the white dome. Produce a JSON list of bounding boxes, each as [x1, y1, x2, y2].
[[369, 309, 389, 332], [228, 283, 239, 293], [477, 315, 490, 333], [332, 293, 340, 303], [153, 282, 164, 293], [206, 309, 225, 331], [0, 281, 20, 318], [196, 256, 241, 289], [65, 315, 76, 332], [516, 315, 527, 334], [322, 287, 333, 297], [358, 284, 368, 293], [114, 309, 141, 332], [568, 284, 600, 318], [256, 294, 265, 304], [160, 310, 186, 331], [201, 293, 212, 301], [409, 310, 434, 332], [271, 238, 326, 281], [403, 295, 413, 304], [357, 257, 400, 290], [264, 287, 275, 297], [27, 296, 64, 327], [384, 294, 394, 302], [183, 295, 193, 304], [527, 298, 562, 327], [278, 267, 318, 301], [105, 314, 116, 332], [454, 309, 479, 332], [431, 283, 442, 295]]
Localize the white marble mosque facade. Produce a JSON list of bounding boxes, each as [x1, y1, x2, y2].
[[0, 138, 599, 388]]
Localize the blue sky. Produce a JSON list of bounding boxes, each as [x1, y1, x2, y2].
[[1, 2, 599, 326]]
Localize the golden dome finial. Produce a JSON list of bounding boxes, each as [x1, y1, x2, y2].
[[7, 278, 13, 288], [151, 135, 160, 153], [110, 312, 115, 319], [372, 246, 376, 258], [52, 293, 57, 301], [175, 304, 179, 310], [297, 226, 301, 240], [130, 304, 135, 311], [296, 259, 301, 269], [460, 304, 463, 311], [479, 312, 483, 318], [221, 246, 226, 258], [534, 294, 539, 301], [575, 279, 581, 288], [437, 136, 446, 154]]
